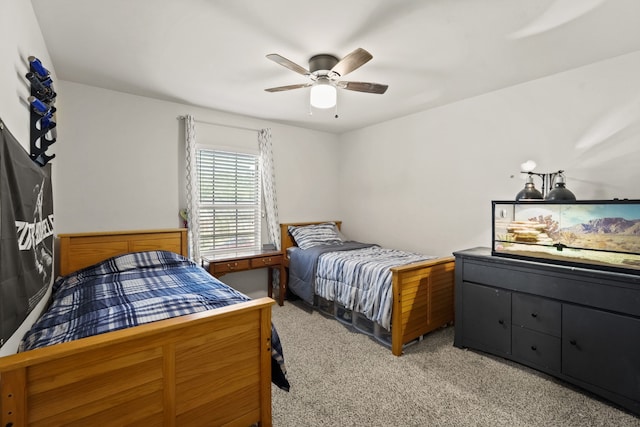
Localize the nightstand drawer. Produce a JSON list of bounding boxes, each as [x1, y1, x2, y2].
[[203, 250, 286, 305], [251, 255, 283, 268], [212, 259, 251, 274]]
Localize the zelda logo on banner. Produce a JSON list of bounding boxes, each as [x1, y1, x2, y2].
[[0, 122, 54, 347]]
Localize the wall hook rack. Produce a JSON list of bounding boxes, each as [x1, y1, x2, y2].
[[26, 56, 57, 166]]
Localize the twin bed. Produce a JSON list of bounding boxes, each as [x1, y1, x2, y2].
[[0, 229, 284, 427], [279, 221, 455, 356]]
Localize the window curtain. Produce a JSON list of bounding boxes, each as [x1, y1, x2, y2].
[[258, 128, 280, 250], [184, 115, 200, 261]]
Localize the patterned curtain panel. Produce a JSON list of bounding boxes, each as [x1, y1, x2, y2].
[[184, 115, 200, 262], [258, 128, 280, 249], [0, 121, 54, 347]]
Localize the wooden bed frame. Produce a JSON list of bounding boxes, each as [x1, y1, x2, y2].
[[280, 221, 455, 356], [0, 229, 275, 427]]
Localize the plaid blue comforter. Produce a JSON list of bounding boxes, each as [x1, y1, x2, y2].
[[19, 250, 289, 391]]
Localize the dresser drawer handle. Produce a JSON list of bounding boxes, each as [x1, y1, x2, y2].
[[530, 345, 537, 351], [531, 312, 538, 318], [263, 258, 272, 263], [498, 319, 504, 325], [227, 262, 238, 269]]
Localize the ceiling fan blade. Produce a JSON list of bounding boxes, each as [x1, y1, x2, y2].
[[264, 83, 312, 92], [266, 53, 310, 76], [330, 48, 373, 77], [337, 81, 388, 94]]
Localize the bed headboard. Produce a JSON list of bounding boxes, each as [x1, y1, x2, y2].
[[279, 221, 342, 261], [58, 228, 188, 276]]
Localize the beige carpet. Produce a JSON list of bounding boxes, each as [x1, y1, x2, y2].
[[271, 301, 640, 427]]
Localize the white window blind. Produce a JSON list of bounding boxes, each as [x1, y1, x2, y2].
[[197, 147, 261, 254]]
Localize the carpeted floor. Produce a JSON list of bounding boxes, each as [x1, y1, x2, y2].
[[271, 301, 640, 427]]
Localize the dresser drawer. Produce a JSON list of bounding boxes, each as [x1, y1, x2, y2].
[[250, 255, 282, 268], [512, 293, 561, 336], [512, 327, 561, 373], [212, 259, 251, 274]]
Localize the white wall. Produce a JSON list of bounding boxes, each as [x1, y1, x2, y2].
[[55, 81, 341, 232], [338, 51, 640, 257], [0, 0, 56, 355]]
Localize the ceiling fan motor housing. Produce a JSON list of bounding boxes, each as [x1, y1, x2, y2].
[[309, 54, 339, 75]]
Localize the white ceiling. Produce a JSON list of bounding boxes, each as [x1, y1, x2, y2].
[[31, 0, 640, 134]]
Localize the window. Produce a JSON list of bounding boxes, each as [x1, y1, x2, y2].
[[196, 147, 261, 254]]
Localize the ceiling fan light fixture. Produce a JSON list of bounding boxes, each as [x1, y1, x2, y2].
[[310, 80, 336, 109]]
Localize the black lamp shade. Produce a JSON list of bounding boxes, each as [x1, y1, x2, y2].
[[516, 176, 543, 201], [546, 182, 576, 201], [545, 174, 576, 201]]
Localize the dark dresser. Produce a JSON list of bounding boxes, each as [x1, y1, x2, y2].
[[454, 247, 640, 416]]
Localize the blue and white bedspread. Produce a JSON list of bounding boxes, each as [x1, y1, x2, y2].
[[19, 250, 290, 391], [315, 246, 436, 330], [288, 241, 373, 305]]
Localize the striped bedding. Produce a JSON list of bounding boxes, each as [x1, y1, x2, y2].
[[315, 245, 435, 329], [19, 250, 289, 391]]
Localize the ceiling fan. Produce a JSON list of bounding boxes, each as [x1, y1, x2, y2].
[[264, 48, 388, 110]]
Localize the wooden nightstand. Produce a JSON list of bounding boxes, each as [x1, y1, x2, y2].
[[202, 250, 286, 306]]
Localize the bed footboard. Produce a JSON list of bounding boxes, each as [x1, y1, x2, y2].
[[0, 298, 275, 427], [390, 257, 455, 356]]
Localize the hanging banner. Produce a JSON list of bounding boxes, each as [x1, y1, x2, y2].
[[0, 121, 54, 347]]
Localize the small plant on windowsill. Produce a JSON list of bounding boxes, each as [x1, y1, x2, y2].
[[179, 209, 188, 228]]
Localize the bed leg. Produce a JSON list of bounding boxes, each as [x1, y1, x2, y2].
[[1, 369, 27, 427], [162, 343, 176, 425]]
